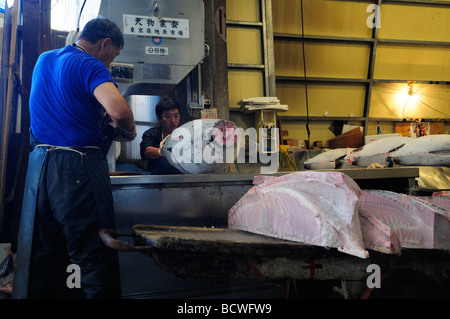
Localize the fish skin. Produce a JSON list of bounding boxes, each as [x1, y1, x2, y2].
[[349, 136, 412, 167], [162, 119, 240, 174], [389, 135, 450, 167], [304, 148, 354, 170]]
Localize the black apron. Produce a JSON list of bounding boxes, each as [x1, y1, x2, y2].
[[12, 141, 121, 299]]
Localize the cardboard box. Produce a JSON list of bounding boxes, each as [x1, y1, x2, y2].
[[286, 139, 299, 146], [394, 122, 445, 137], [327, 127, 364, 149], [201, 108, 218, 119]]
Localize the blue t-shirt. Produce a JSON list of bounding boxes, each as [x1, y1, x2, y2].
[[30, 45, 117, 147]]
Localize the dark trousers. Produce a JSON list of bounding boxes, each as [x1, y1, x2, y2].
[[19, 146, 121, 299]]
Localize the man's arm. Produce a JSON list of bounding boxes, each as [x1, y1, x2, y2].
[[140, 129, 164, 159], [144, 146, 161, 159], [94, 81, 135, 132]]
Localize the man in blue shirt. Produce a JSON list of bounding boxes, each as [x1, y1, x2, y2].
[[13, 18, 136, 299]]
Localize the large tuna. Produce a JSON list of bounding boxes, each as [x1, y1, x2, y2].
[[389, 135, 450, 167], [304, 148, 354, 170], [162, 119, 240, 174], [349, 136, 412, 167]]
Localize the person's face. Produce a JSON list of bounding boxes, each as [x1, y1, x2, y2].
[[159, 109, 180, 134], [99, 39, 121, 67]]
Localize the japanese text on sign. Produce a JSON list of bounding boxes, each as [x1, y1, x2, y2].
[[123, 14, 189, 39], [146, 46, 169, 56]]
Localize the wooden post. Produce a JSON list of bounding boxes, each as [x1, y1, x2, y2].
[[202, 0, 229, 120], [0, 0, 19, 232]]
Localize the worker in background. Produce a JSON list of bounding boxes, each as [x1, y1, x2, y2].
[[13, 18, 136, 299], [140, 97, 182, 174]]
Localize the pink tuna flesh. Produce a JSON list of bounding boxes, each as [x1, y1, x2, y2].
[[359, 190, 450, 250], [228, 171, 369, 259]]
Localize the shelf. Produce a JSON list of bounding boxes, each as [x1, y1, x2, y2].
[[274, 33, 374, 44], [228, 63, 265, 70], [276, 77, 450, 85], [276, 76, 370, 84], [277, 116, 366, 122], [274, 33, 450, 47], [378, 39, 450, 47], [383, 0, 450, 7], [277, 116, 449, 123], [227, 20, 263, 28]]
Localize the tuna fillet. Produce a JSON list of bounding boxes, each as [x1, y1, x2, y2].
[[358, 206, 402, 255], [228, 171, 369, 259], [359, 190, 450, 251], [419, 191, 450, 219]]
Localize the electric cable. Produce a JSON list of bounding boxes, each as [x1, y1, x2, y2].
[[76, 0, 87, 32], [417, 99, 450, 118], [402, 84, 450, 118], [300, 0, 311, 154]]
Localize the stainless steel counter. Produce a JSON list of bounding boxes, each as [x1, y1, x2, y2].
[[416, 166, 450, 191], [111, 167, 420, 186], [111, 167, 420, 230]]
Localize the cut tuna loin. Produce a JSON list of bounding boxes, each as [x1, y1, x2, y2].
[[419, 192, 450, 219], [359, 190, 450, 251], [228, 171, 369, 259], [358, 206, 402, 255]]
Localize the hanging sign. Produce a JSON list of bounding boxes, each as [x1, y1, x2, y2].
[[123, 14, 190, 39]]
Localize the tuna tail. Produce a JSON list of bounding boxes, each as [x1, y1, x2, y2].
[[385, 144, 404, 167], [385, 152, 394, 167], [349, 152, 357, 166]]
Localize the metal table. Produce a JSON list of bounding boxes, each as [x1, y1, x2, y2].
[[109, 168, 421, 298], [100, 225, 450, 299]]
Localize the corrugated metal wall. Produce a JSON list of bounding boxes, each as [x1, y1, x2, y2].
[[51, 0, 101, 32], [120, 95, 160, 162], [50, 0, 101, 49]]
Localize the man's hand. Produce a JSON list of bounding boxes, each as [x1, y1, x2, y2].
[[94, 82, 136, 133], [158, 134, 170, 156], [104, 122, 137, 142], [113, 125, 137, 142]]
